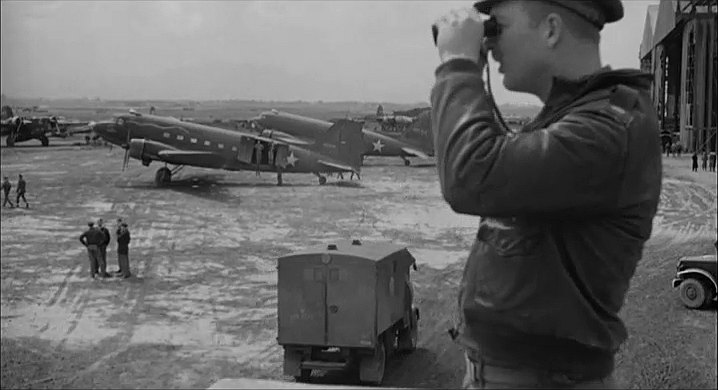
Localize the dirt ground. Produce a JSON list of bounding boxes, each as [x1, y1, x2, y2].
[[1, 139, 716, 389]]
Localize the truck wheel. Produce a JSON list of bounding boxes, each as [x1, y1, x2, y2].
[[359, 336, 386, 385], [294, 369, 311, 383], [397, 308, 418, 353], [679, 278, 709, 309]]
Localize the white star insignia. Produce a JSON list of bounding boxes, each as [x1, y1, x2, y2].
[[372, 139, 384, 153], [286, 151, 298, 167]]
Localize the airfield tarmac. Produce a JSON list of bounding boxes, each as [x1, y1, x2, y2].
[[1, 139, 716, 389]]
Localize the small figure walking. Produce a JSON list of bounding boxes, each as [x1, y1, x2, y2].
[[692, 152, 699, 172], [15, 174, 28, 208], [710, 151, 716, 172], [702, 151, 709, 171], [2, 176, 14, 208]]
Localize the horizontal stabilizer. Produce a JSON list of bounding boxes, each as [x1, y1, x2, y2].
[[401, 147, 430, 159], [273, 134, 311, 146], [317, 159, 358, 174]]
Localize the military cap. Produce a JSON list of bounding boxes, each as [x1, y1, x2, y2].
[[474, 0, 624, 29]]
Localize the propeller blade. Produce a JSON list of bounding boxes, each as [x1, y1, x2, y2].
[[122, 129, 131, 171], [122, 149, 130, 171]]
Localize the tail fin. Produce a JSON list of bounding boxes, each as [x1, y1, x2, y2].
[[324, 119, 365, 172]]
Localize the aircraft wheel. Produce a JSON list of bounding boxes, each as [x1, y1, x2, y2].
[[40, 136, 49, 147], [6, 134, 15, 147], [318, 176, 327, 185], [404, 159, 411, 166], [154, 167, 172, 186]]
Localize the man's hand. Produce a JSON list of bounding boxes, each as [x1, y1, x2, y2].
[[434, 7, 487, 68]]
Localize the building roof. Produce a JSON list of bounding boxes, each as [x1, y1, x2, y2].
[[639, 4, 660, 59]]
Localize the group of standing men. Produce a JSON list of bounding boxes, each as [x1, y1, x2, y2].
[[691, 150, 717, 172], [2, 174, 29, 208], [79, 218, 131, 279]]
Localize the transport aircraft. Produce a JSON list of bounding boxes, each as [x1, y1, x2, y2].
[[252, 110, 431, 166], [92, 110, 363, 186]]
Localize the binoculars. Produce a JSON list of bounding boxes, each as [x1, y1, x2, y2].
[[432, 16, 498, 46]]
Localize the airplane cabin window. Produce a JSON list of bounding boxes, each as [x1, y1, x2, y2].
[[191, 138, 198, 143], [232, 146, 238, 152], [163, 132, 170, 138], [218, 143, 224, 149], [177, 135, 184, 141], [204, 140, 211, 146]]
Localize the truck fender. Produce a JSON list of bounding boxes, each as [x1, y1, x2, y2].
[[677, 269, 717, 292]]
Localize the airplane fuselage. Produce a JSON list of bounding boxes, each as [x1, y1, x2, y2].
[[256, 110, 430, 160], [98, 114, 357, 176]]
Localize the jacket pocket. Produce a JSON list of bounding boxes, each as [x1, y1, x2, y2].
[[477, 217, 544, 257]]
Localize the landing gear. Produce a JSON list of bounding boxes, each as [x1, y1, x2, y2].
[[402, 157, 411, 166], [40, 136, 49, 147], [314, 172, 327, 185], [154, 167, 172, 186], [6, 134, 15, 147], [276, 170, 283, 186]]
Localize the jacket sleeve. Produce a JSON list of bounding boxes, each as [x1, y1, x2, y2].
[[79, 232, 87, 246], [431, 59, 627, 217]]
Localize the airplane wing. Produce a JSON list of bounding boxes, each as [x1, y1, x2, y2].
[[156, 150, 226, 167], [401, 147, 431, 159], [317, 159, 357, 173]]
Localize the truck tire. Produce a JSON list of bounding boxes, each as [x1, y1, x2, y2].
[[397, 307, 418, 353], [679, 278, 710, 309], [294, 369, 311, 383], [359, 335, 386, 385]]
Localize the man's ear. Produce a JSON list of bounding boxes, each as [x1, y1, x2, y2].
[[544, 13, 562, 48]]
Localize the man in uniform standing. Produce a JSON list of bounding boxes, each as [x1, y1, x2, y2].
[[79, 222, 105, 279], [2, 176, 14, 208], [15, 174, 29, 208], [431, 1, 662, 388], [97, 219, 111, 278], [116, 222, 132, 278]]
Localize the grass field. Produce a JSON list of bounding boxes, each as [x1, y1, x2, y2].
[[0, 134, 715, 389]]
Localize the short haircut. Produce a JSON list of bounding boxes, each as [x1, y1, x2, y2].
[[522, 1, 600, 44]]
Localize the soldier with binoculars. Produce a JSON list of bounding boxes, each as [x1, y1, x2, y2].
[[430, 1, 662, 388]]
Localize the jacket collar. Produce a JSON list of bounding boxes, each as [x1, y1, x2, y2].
[[544, 67, 652, 110]]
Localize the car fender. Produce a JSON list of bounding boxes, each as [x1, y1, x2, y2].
[[676, 269, 718, 292]]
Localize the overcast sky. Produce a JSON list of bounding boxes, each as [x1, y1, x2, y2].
[[1, 0, 657, 105]]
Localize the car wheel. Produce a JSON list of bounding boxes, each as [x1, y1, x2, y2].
[[679, 278, 708, 309]]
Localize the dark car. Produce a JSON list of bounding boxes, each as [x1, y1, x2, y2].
[[672, 254, 717, 309]]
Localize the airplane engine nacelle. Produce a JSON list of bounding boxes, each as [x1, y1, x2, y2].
[[129, 139, 172, 163]]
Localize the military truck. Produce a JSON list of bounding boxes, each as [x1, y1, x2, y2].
[[277, 240, 420, 385]]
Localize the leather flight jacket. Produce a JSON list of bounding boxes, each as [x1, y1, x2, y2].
[[431, 61, 662, 379]]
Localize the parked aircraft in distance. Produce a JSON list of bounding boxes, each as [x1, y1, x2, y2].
[[1, 106, 91, 147], [253, 110, 431, 166], [92, 110, 363, 186]]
